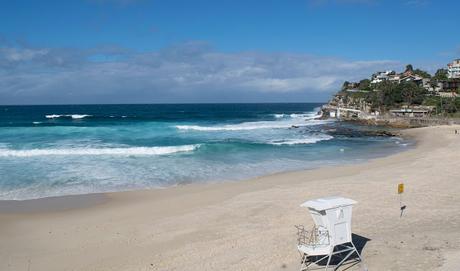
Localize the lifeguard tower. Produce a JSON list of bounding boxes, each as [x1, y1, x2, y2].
[[296, 196, 363, 271]]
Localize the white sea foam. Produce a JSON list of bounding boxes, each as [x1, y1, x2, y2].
[[272, 112, 321, 120], [45, 114, 92, 119], [45, 114, 61, 119], [32, 121, 42, 125], [290, 113, 310, 118], [175, 122, 295, 131], [71, 114, 91, 119], [176, 112, 327, 131], [0, 144, 200, 157], [269, 135, 333, 145]]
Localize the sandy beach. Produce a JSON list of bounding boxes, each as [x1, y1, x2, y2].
[[1, 125, 459, 271]]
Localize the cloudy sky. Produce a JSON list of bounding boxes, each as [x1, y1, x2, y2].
[[1, 0, 459, 104]]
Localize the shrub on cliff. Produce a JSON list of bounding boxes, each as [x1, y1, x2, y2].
[[413, 69, 431, 78], [398, 82, 427, 105], [353, 81, 427, 110], [433, 69, 448, 81]]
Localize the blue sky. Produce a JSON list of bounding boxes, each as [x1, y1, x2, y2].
[[0, 0, 459, 104]]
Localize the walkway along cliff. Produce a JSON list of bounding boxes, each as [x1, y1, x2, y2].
[[320, 92, 460, 128]]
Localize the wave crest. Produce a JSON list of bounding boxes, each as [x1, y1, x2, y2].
[[45, 114, 92, 119], [268, 135, 333, 145], [0, 145, 200, 157], [176, 112, 327, 131]]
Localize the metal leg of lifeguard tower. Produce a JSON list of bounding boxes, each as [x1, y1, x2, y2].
[[299, 242, 362, 271], [331, 242, 362, 271], [300, 254, 330, 271]]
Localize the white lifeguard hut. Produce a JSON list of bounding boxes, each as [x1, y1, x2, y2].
[[296, 196, 363, 271]]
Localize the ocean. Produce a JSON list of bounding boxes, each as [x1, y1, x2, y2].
[[0, 103, 411, 200]]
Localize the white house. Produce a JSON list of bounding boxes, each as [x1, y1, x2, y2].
[[388, 74, 401, 82], [399, 74, 423, 83], [448, 59, 460, 79], [370, 70, 396, 84]]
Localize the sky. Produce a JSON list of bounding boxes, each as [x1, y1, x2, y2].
[[0, 0, 459, 105]]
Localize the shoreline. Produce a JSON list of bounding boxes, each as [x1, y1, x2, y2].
[[0, 128, 410, 208], [1, 125, 459, 270]]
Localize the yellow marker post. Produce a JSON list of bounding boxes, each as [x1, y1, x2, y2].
[[398, 183, 406, 217]]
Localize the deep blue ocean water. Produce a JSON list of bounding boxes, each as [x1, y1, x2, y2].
[[0, 103, 411, 200]]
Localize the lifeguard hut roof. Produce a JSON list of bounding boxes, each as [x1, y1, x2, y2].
[[300, 196, 357, 211]]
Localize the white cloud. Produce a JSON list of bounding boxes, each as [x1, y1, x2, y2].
[[0, 42, 400, 104], [0, 48, 48, 62]]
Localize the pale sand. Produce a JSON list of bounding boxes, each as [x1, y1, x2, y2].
[[1, 125, 460, 271]]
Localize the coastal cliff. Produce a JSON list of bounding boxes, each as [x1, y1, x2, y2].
[[320, 64, 460, 128], [321, 93, 459, 128]]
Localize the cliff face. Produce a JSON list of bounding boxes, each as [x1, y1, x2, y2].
[[321, 92, 375, 120], [333, 93, 373, 112], [321, 91, 459, 128]]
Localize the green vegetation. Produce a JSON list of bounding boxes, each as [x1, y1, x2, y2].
[[402, 64, 431, 78], [443, 98, 460, 115], [358, 79, 371, 91], [341, 81, 350, 91], [423, 96, 460, 115], [346, 85, 460, 115], [413, 69, 431, 78], [433, 68, 448, 81], [347, 81, 427, 110], [405, 64, 413, 73], [337, 63, 460, 116]]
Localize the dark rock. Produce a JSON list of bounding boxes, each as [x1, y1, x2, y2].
[[322, 125, 398, 138]]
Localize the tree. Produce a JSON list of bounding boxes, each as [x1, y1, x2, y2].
[[405, 64, 414, 73], [358, 79, 371, 90], [413, 69, 431, 78], [341, 81, 350, 91], [367, 92, 382, 110], [398, 82, 427, 105], [442, 99, 458, 114], [433, 69, 448, 81], [372, 81, 402, 108]]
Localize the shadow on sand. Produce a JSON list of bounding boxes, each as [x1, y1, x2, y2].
[[305, 233, 371, 271]]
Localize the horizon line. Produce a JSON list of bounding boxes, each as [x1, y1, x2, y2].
[[0, 101, 328, 106]]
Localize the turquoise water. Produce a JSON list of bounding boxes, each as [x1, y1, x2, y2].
[[0, 103, 410, 200]]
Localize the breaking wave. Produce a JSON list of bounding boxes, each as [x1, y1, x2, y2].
[[268, 135, 334, 145], [175, 121, 323, 131], [177, 111, 326, 131], [45, 114, 92, 119], [272, 113, 321, 119], [0, 144, 200, 157]]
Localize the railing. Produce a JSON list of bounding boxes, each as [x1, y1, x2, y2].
[[376, 116, 460, 126], [295, 225, 330, 247]]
